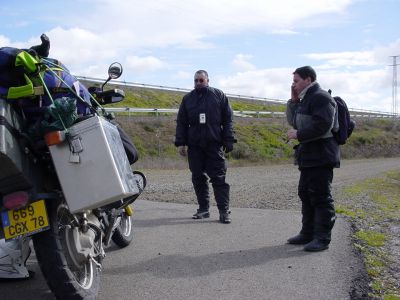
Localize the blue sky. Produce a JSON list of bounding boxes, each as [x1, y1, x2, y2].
[[1, 0, 399, 112]]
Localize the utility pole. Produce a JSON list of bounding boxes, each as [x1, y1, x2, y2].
[[390, 55, 399, 116]]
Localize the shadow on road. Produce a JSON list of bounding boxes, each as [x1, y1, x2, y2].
[[105, 243, 310, 278], [132, 216, 222, 228], [0, 263, 54, 300]]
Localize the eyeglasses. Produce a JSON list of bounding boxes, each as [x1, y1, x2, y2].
[[194, 78, 205, 83]]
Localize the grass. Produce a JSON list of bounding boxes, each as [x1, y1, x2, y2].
[[85, 82, 400, 166], [116, 114, 400, 168], [337, 171, 400, 298]]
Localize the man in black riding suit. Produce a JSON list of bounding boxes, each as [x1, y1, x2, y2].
[[175, 70, 235, 224], [286, 66, 339, 252]]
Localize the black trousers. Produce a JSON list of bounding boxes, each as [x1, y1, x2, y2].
[[298, 166, 336, 242], [187, 145, 230, 212]]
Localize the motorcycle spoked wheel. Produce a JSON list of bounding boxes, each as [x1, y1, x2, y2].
[[111, 209, 134, 248], [110, 170, 147, 249], [32, 197, 101, 299]]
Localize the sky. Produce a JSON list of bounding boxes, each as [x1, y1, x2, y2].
[[1, 0, 399, 113]]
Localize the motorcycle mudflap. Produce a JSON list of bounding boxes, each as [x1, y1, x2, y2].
[[1, 199, 50, 240]]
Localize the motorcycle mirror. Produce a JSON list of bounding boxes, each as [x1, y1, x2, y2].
[[108, 62, 123, 79], [101, 62, 123, 91]]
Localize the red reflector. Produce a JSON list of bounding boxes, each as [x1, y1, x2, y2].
[[44, 131, 65, 146], [3, 191, 29, 210]]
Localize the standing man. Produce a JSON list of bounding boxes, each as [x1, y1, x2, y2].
[[286, 66, 339, 252], [175, 70, 235, 224]]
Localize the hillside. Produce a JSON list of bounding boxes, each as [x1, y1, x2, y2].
[[81, 80, 286, 112], [116, 115, 400, 169], [83, 81, 400, 168]]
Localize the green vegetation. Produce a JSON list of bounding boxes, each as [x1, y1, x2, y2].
[[121, 88, 183, 108], [117, 114, 400, 167], [230, 99, 285, 113], [230, 121, 292, 161], [87, 82, 400, 165], [344, 119, 400, 158], [103, 83, 285, 113], [337, 171, 400, 298]]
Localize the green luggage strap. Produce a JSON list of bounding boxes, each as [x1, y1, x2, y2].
[[6, 51, 40, 99]]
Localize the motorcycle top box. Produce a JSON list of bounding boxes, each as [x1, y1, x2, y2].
[[49, 115, 139, 213]]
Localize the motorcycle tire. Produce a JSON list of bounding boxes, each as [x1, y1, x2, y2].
[[32, 197, 101, 300], [111, 210, 134, 248]]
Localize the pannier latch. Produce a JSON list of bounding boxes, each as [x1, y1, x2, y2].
[[68, 136, 83, 163]]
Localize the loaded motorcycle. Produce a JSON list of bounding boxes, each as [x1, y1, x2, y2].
[[0, 53, 146, 299]]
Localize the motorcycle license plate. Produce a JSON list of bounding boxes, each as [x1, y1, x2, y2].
[[1, 200, 49, 240]]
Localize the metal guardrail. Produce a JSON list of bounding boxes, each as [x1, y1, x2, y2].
[[103, 107, 286, 117], [77, 76, 399, 118], [103, 107, 398, 119]]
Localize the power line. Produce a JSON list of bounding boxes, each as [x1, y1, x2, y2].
[[389, 55, 399, 116]]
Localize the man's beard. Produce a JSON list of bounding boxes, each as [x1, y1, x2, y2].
[[195, 86, 208, 94]]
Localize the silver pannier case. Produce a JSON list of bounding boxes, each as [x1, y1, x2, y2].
[[49, 115, 139, 213]]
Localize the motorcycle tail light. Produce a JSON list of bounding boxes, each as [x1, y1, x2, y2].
[[44, 130, 65, 146], [3, 191, 29, 210]]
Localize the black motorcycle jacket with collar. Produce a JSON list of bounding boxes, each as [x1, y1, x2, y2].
[[286, 83, 340, 169], [175, 86, 234, 148]]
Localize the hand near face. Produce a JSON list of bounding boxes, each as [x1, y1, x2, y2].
[[291, 84, 299, 102]]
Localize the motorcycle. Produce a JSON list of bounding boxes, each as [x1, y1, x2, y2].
[[0, 60, 146, 299]]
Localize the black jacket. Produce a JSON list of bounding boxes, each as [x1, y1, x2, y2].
[[286, 83, 340, 168], [175, 86, 234, 147]]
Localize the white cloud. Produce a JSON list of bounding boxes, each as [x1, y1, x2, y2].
[[218, 66, 393, 112], [374, 39, 400, 63], [0, 35, 11, 46], [304, 51, 377, 68], [125, 55, 166, 73], [217, 40, 398, 112], [36, 0, 357, 52], [3, 0, 359, 78], [232, 54, 256, 71], [173, 71, 192, 80], [218, 68, 292, 100], [1, 0, 397, 112], [318, 68, 392, 111], [303, 39, 400, 70]]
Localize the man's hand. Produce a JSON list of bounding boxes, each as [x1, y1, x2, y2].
[[287, 128, 298, 140], [178, 145, 187, 156], [291, 84, 299, 103], [223, 142, 233, 153]]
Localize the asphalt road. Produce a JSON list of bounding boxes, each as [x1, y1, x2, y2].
[[1, 200, 364, 300]]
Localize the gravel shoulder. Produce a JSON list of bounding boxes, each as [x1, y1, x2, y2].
[[140, 157, 400, 211]]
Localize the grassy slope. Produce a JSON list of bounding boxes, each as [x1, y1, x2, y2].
[[89, 82, 400, 164]]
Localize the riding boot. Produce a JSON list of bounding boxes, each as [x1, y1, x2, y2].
[[212, 181, 230, 213], [313, 198, 336, 243], [298, 191, 314, 238], [192, 174, 210, 211]]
